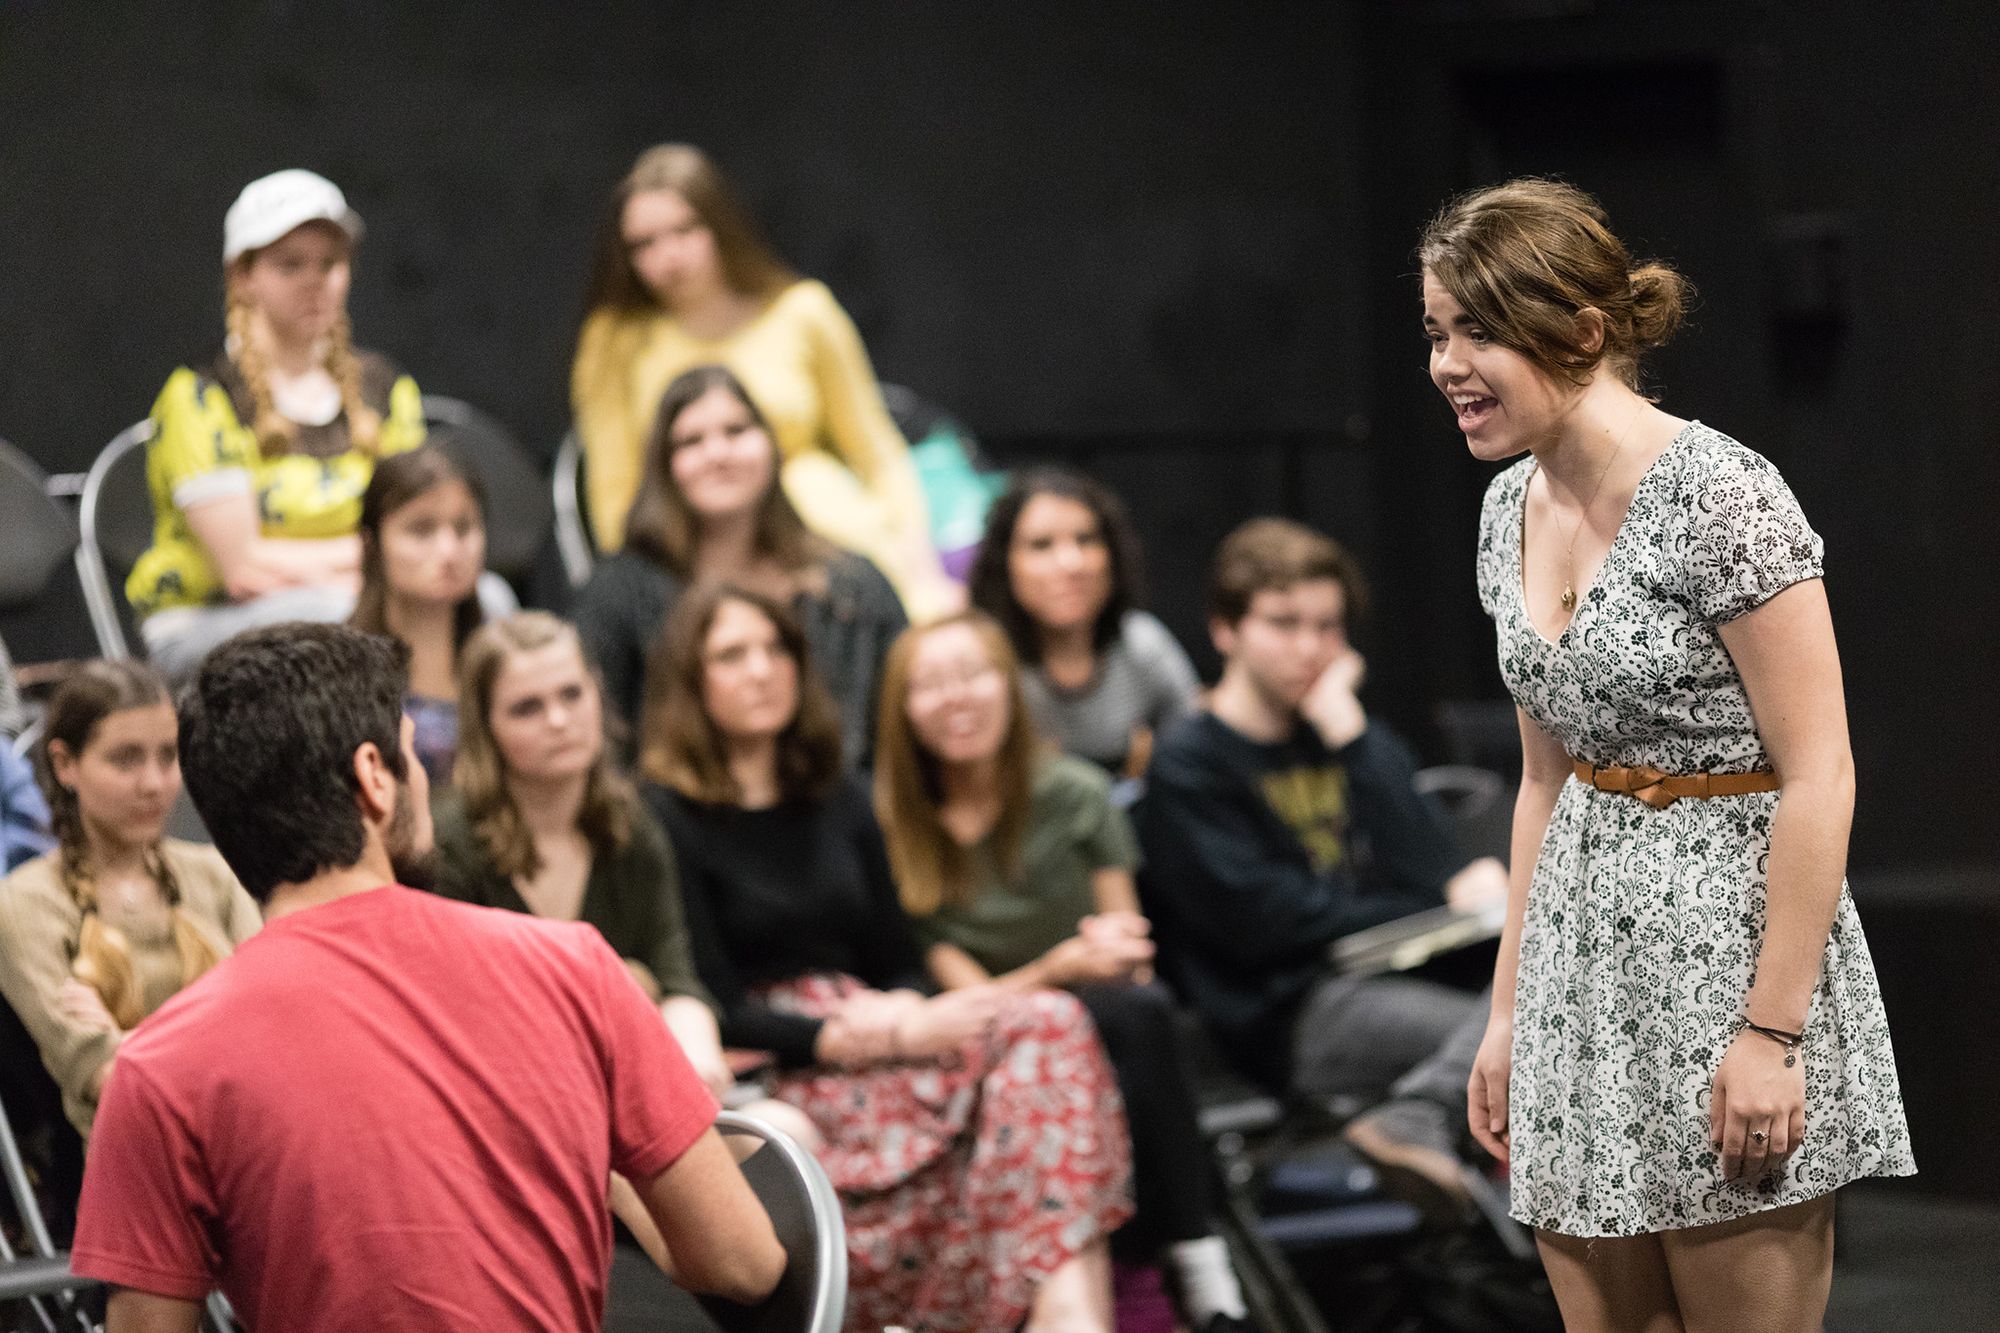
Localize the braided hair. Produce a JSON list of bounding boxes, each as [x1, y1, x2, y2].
[[33, 661, 223, 1029], [224, 277, 381, 460]]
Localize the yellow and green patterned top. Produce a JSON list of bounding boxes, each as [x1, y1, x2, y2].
[[125, 351, 424, 616]]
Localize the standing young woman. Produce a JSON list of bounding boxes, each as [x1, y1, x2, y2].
[[349, 445, 515, 782], [431, 612, 732, 1098], [968, 468, 1200, 781], [571, 143, 952, 616], [874, 611, 1250, 1333], [1422, 180, 1912, 1330], [0, 662, 259, 1137], [641, 583, 1133, 1333], [571, 364, 906, 766], [128, 170, 426, 680]]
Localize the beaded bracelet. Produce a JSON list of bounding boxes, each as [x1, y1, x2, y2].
[[1740, 1019, 1804, 1067]]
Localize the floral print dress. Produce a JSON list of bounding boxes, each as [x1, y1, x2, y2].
[[1476, 422, 1914, 1237], [762, 974, 1132, 1333]]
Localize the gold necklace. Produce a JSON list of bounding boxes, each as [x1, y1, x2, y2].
[[1557, 406, 1645, 612]]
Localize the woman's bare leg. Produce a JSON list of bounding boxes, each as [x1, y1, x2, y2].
[[1024, 1236, 1114, 1333], [1659, 1194, 1834, 1333], [1537, 1228, 1685, 1333]]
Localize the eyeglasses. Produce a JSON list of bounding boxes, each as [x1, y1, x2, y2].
[[907, 663, 1001, 703]]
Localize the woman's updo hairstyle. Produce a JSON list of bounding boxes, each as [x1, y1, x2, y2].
[[1418, 178, 1692, 391]]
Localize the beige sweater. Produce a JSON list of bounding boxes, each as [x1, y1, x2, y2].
[[0, 840, 260, 1136]]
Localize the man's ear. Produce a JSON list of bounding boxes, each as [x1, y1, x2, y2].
[[351, 741, 398, 829]]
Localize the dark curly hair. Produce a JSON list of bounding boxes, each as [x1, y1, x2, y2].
[[178, 622, 410, 900]]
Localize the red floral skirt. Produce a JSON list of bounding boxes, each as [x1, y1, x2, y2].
[[761, 974, 1133, 1333]]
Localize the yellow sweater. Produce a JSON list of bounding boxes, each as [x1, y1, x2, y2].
[[571, 279, 944, 616]]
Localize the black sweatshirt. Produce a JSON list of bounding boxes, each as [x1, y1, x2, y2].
[[645, 777, 930, 1067], [1134, 713, 1468, 1090]]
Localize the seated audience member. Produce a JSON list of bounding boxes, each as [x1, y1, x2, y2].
[[71, 623, 783, 1331], [571, 143, 953, 616], [127, 169, 426, 681], [1136, 519, 1507, 1202], [874, 610, 1251, 1333], [1, 631, 23, 735], [1, 745, 54, 873], [431, 611, 731, 1097], [969, 468, 1200, 780], [640, 582, 1132, 1333], [350, 444, 515, 782], [572, 364, 905, 765], [0, 662, 258, 1138]]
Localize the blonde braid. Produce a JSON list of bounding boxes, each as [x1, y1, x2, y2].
[[52, 821, 144, 1031], [148, 843, 225, 995], [226, 294, 297, 458], [325, 311, 382, 456]]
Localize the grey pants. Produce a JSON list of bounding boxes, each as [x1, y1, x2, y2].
[[1290, 974, 1490, 1114], [141, 585, 355, 684]]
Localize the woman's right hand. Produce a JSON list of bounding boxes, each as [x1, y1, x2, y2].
[[58, 980, 120, 1036], [892, 987, 1003, 1059], [1041, 928, 1155, 988], [1467, 1011, 1514, 1165]]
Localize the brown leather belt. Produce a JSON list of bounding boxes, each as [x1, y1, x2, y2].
[[1571, 759, 1780, 810]]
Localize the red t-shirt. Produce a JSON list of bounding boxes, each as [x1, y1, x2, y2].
[[72, 886, 717, 1332]]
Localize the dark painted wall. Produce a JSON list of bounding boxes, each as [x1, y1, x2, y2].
[[1348, 0, 1998, 871], [3, 2, 1993, 877]]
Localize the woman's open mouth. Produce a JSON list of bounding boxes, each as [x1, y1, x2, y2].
[[1451, 392, 1498, 431]]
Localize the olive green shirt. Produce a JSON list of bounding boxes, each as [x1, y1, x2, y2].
[[912, 755, 1140, 976], [428, 793, 711, 1009]]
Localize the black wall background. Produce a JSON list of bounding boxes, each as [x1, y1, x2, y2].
[[3, 0, 1994, 881]]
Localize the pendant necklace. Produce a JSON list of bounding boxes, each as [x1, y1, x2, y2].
[[1558, 406, 1645, 613]]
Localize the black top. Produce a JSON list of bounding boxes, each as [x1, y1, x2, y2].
[[571, 549, 907, 768], [1134, 713, 1468, 1090], [646, 777, 930, 1067]]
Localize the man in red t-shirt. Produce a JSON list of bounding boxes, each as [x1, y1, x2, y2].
[[71, 624, 783, 1332]]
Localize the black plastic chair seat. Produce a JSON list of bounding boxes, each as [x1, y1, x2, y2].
[[0, 440, 78, 611], [1258, 1200, 1425, 1251]]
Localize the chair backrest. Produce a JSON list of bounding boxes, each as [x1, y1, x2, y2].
[[1412, 763, 1513, 864], [552, 431, 594, 588], [0, 439, 79, 612], [74, 421, 155, 661], [419, 395, 552, 584], [702, 1108, 847, 1333]]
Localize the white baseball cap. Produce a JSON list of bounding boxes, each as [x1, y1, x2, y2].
[[223, 169, 364, 264]]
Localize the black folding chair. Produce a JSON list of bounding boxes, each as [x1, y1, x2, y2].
[[604, 1108, 846, 1333], [72, 422, 153, 662], [418, 395, 551, 589]]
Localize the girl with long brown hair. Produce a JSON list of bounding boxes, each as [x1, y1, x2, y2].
[[430, 612, 730, 1097], [128, 169, 427, 681], [571, 364, 906, 766], [875, 612, 1252, 1332], [641, 582, 1133, 1333], [0, 661, 259, 1136], [349, 444, 514, 781], [570, 143, 952, 616], [1425, 179, 1912, 1328]]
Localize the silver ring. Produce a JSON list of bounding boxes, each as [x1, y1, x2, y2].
[[1750, 1130, 1768, 1145]]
